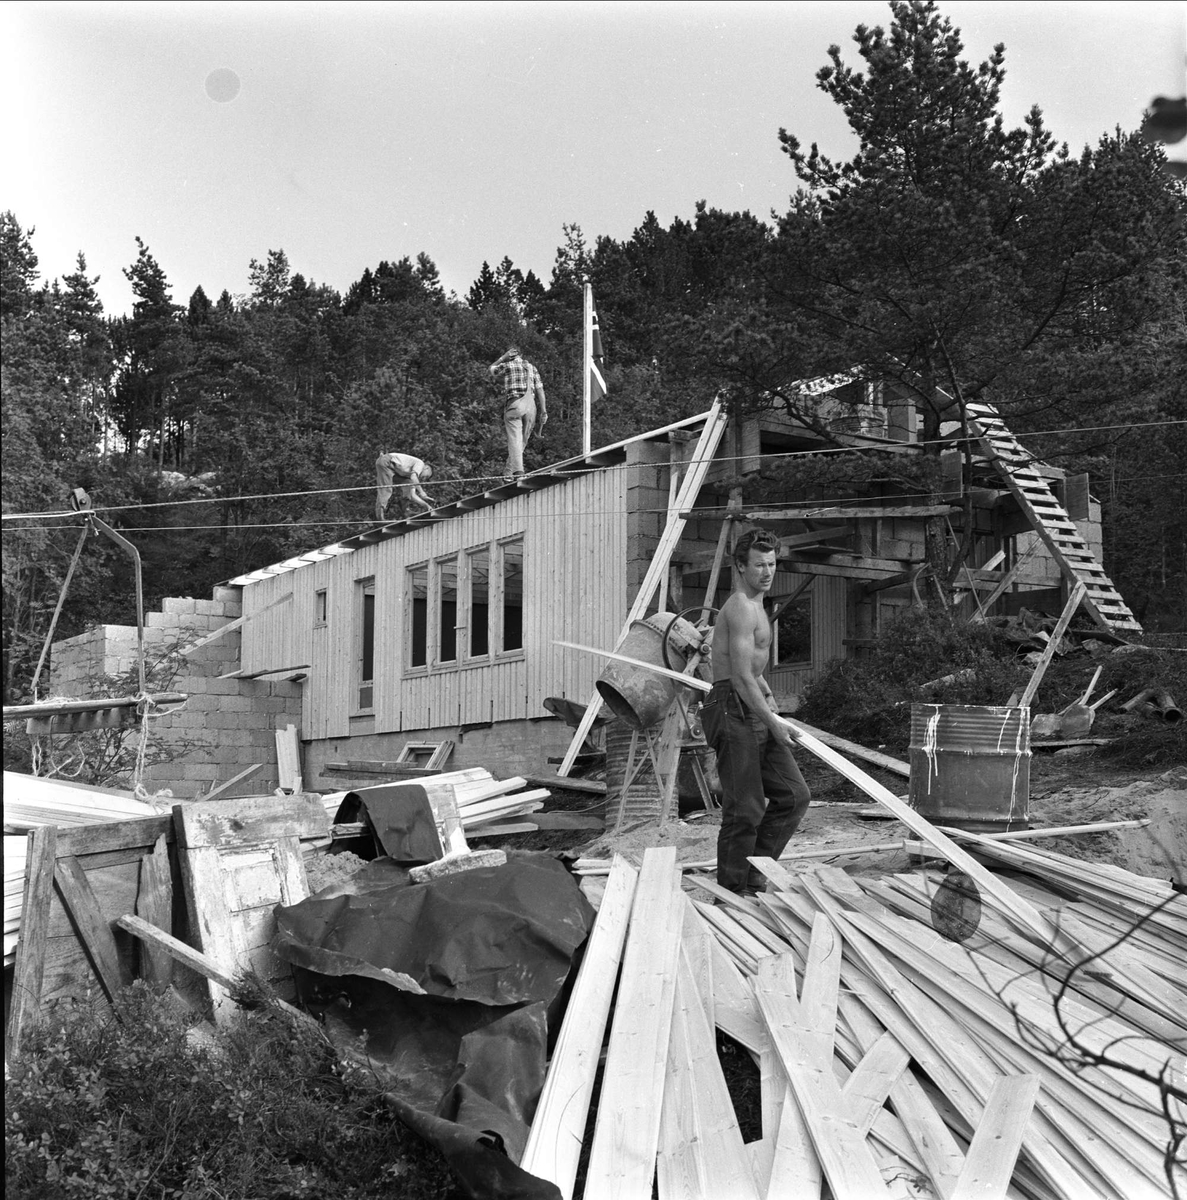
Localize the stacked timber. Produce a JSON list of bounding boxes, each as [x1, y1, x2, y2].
[[522, 845, 1186, 1200], [322, 768, 549, 840], [4, 835, 27, 965], [3, 771, 160, 831]]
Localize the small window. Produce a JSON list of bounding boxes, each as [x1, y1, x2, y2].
[[408, 564, 428, 668], [501, 538, 523, 653], [357, 578, 376, 710], [467, 547, 490, 658], [314, 590, 327, 626], [438, 556, 459, 664], [770, 591, 812, 668]]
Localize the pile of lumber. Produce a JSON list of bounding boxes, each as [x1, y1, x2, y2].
[[521, 844, 1186, 1200], [322, 767, 549, 840], [3, 771, 160, 831], [4, 835, 26, 965]]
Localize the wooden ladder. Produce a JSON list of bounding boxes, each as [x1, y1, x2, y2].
[[964, 400, 1141, 633]]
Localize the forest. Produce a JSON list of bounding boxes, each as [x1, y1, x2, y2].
[[3, 1, 1184, 706]]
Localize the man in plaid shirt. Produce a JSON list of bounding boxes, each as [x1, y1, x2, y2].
[[489, 346, 548, 479]]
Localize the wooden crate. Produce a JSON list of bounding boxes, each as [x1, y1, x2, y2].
[[8, 815, 181, 1054]]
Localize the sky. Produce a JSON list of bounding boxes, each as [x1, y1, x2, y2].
[[2, 0, 1184, 316]]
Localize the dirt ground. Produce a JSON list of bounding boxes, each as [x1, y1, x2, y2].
[[303, 749, 1185, 904], [566, 753, 1187, 891]]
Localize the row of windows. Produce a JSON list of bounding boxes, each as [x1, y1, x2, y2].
[[406, 537, 524, 669], [319, 537, 525, 712], [319, 537, 807, 714]]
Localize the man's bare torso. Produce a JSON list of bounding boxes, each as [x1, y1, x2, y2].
[[711, 590, 771, 683]]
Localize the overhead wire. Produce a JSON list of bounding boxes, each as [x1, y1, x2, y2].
[[2, 417, 1184, 524], [6, 469, 1184, 537]]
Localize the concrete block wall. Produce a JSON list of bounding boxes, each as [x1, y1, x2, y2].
[[48, 585, 303, 800], [625, 439, 670, 606]]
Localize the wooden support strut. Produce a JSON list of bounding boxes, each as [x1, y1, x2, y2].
[[557, 399, 729, 776]]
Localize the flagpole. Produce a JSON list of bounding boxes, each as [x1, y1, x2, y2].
[[582, 279, 592, 457]]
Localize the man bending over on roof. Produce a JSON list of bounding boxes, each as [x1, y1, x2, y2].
[[700, 528, 811, 896], [489, 346, 548, 480], [375, 452, 434, 521]]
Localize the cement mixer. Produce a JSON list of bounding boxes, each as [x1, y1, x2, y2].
[[593, 608, 720, 817]]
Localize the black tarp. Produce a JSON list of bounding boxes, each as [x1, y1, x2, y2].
[[272, 852, 594, 1191], [333, 782, 443, 863]]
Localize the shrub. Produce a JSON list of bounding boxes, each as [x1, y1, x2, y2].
[[798, 609, 1027, 752], [5, 983, 452, 1200]]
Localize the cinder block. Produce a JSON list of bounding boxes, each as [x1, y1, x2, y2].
[[183, 763, 221, 782], [211, 585, 241, 605], [162, 597, 198, 615], [239, 751, 277, 772], [219, 696, 256, 714]]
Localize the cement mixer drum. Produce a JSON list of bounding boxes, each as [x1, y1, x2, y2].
[[595, 612, 707, 730]]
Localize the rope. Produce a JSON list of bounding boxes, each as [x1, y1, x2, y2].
[[131, 692, 186, 809]]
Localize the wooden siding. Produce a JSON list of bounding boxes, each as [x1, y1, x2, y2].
[[240, 469, 629, 740], [768, 572, 847, 701]]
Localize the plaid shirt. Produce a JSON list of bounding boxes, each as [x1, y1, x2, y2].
[[490, 354, 546, 403]]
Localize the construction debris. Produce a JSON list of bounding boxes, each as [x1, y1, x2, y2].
[[8, 723, 1182, 1200], [528, 844, 1185, 1199], [1122, 687, 1184, 724]]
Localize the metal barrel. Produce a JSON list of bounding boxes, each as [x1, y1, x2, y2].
[[909, 703, 1031, 833], [595, 613, 703, 730]]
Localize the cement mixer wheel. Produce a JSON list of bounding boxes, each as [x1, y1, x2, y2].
[[662, 607, 718, 674]]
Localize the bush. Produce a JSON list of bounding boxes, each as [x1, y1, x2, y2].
[[797, 609, 1028, 753], [5, 983, 453, 1200], [797, 609, 1187, 767]]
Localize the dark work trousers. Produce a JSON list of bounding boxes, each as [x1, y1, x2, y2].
[[701, 680, 811, 893]]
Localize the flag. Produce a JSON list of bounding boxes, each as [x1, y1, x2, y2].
[[588, 293, 607, 403]]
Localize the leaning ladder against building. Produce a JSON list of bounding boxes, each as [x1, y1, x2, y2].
[[965, 399, 1141, 633]]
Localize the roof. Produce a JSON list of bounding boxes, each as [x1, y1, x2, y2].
[[225, 410, 714, 586]]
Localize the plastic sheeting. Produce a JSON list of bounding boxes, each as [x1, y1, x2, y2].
[[272, 852, 593, 1191]]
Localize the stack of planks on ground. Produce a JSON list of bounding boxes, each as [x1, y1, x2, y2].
[[3, 771, 160, 831], [521, 844, 1186, 1200], [321, 767, 550, 841]]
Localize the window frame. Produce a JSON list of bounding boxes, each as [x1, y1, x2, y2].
[[403, 534, 525, 677], [405, 562, 430, 674], [767, 584, 813, 673], [355, 576, 376, 713]]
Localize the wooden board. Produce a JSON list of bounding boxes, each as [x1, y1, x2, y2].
[[173, 794, 327, 1023], [135, 834, 173, 988], [522, 856, 638, 1199], [656, 951, 760, 1200], [584, 846, 684, 1200], [9, 825, 57, 1053], [275, 724, 304, 793], [950, 1075, 1040, 1200], [754, 953, 892, 1199]]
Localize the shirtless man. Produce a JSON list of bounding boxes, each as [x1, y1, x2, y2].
[[701, 528, 811, 895]]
